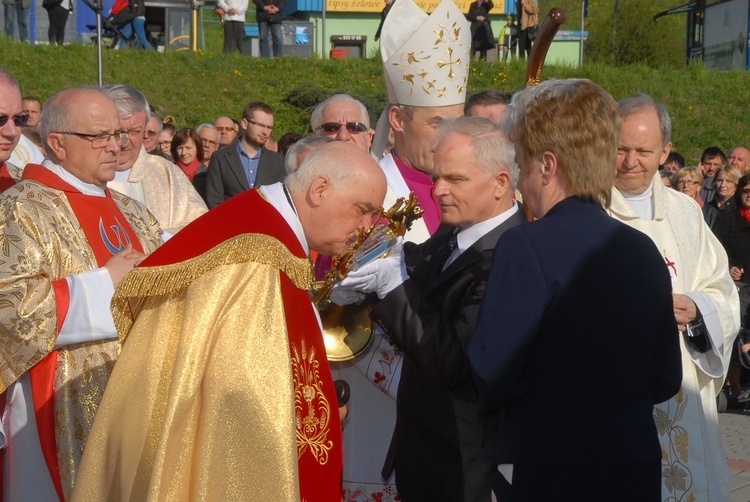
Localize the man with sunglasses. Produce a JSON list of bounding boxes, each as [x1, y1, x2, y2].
[[311, 94, 372, 153], [0, 87, 162, 500], [0, 68, 26, 191], [214, 115, 238, 146], [142, 113, 164, 157], [102, 84, 207, 239], [205, 101, 285, 209]]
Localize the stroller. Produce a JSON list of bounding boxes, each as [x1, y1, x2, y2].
[[86, 0, 144, 49]]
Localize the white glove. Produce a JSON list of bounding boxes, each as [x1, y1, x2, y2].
[[329, 288, 366, 306], [333, 237, 408, 300]]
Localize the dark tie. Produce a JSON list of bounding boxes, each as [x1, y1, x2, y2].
[[434, 230, 458, 277]]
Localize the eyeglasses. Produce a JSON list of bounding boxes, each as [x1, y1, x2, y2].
[[158, 140, 172, 148], [200, 137, 219, 148], [248, 120, 274, 132], [144, 129, 161, 138], [0, 114, 30, 128], [316, 122, 368, 135], [742, 188, 750, 194], [675, 180, 700, 187], [216, 126, 235, 133], [56, 131, 129, 148]]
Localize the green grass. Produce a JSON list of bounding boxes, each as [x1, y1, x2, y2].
[[1, 36, 748, 164]]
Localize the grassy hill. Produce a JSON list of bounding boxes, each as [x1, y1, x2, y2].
[[2, 36, 748, 164]]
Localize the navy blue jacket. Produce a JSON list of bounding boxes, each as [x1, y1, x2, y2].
[[468, 196, 682, 467]]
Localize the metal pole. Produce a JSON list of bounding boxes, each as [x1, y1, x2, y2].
[[322, 0, 326, 58], [96, 3, 103, 86], [579, 1, 584, 66]]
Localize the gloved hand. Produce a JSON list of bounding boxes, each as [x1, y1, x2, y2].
[[329, 288, 366, 306], [332, 237, 408, 300]]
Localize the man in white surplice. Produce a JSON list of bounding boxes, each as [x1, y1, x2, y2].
[[608, 94, 739, 502], [331, 0, 469, 499]]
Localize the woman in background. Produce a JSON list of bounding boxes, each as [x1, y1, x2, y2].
[[710, 164, 741, 213], [467, 0, 495, 60], [672, 167, 719, 227], [43, 0, 72, 45], [171, 128, 208, 202]]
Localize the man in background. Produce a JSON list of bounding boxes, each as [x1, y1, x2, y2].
[[22, 96, 41, 127], [102, 84, 207, 238], [610, 94, 739, 501], [214, 115, 238, 146], [465, 90, 511, 124], [197, 123, 221, 163], [311, 94, 371, 153], [205, 101, 285, 208]]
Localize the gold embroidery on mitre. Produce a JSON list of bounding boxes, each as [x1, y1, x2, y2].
[[436, 46, 461, 80], [292, 340, 333, 465]]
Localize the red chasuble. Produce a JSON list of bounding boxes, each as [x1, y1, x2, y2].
[[0, 162, 15, 194], [140, 188, 344, 501], [20, 164, 143, 500]]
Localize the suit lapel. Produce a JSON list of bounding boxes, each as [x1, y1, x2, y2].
[[227, 142, 250, 191], [427, 207, 527, 293]]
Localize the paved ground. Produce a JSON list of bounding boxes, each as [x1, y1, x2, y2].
[[721, 409, 750, 501]]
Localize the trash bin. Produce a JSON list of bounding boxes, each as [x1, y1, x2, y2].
[[282, 21, 314, 58], [330, 35, 366, 59]]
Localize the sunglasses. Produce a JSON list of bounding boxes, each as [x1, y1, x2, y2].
[[0, 114, 30, 128], [216, 126, 235, 133], [316, 122, 368, 134]]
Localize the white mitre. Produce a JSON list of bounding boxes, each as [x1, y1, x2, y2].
[[380, 0, 471, 107]]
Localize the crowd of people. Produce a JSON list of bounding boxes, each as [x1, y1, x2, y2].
[[0, 0, 744, 500]]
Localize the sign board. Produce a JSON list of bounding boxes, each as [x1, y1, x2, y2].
[[327, 0, 504, 14], [703, 0, 749, 70]]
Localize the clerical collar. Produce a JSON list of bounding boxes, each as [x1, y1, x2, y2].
[[620, 180, 654, 220], [259, 182, 309, 255], [42, 159, 106, 197], [113, 168, 131, 182]]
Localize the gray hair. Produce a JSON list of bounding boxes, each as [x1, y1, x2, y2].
[[100, 84, 150, 122], [196, 123, 219, 135], [285, 135, 334, 175], [618, 94, 671, 146], [286, 142, 356, 193], [310, 94, 370, 131], [436, 116, 519, 190], [0, 66, 20, 92], [40, 88, 112, 160]]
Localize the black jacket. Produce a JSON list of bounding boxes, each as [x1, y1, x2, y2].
[[204, 141, 285, 209]]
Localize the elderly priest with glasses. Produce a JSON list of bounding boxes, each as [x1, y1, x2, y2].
[[0, 86, 162, 500]]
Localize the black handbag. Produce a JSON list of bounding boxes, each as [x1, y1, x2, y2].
[[527, 23, 539, 40]]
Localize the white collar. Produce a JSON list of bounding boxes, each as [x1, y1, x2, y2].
[[113, 168, 132, 182], [259, 182, 309, 255], [42, 159, 106, 197], [455, 201, 519, 255], [619, 180, 654, 220]]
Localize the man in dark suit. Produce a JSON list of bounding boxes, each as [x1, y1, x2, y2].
[[205, 101, 285, 209], [467, 79, 683, 501], [332, 117, 525, 501]]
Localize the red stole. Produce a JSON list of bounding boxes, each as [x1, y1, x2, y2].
[[20, 164, 143, 501], [141, 189, 344, 501], [0, 162, 15, 194]]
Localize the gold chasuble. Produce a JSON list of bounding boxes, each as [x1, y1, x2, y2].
[[0, 164, 162, 498], [73, 188, 343, 502]]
